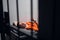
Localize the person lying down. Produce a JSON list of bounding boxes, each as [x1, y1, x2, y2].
[[13, 20, 39, 31]]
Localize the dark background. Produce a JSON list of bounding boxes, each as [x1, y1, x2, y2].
[[0, 0, 60, 40], [0, 0, 3, 33]]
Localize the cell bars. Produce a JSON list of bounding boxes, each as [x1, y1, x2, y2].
[[7, 0, 37, 40], [16, 0, 34, 40]]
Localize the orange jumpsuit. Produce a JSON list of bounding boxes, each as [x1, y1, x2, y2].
[[25, 22, 39, 31]]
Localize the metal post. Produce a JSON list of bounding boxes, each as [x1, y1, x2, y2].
[[38, 0, 40, 40], [31, 0, 33, 39], [16, 0, 20, 40], [7, 0, 11, 40]]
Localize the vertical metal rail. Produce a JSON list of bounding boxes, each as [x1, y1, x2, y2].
[[7, 0, 10, 25], [16, 0, 20, 40], [37, 0, 40, 39], [31, 0, 33, 39], [7, 0, 10, 26], [7, 0, 11, 40], [38, 0, 40, 31], [1, 0, 5, 40]]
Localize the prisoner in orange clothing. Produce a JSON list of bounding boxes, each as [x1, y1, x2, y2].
[[25, 21, 39, 31], [13, 20, 39, 31]]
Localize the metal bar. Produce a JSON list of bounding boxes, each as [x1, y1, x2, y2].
[[16, 0, 20, 40], [31, 0, 33, 39], [1, 0, 5, 40], [7, 0, 10, 24], [7, 0, 11, 40], [38, 0, 40, 30], [37, 0, 40, 40]]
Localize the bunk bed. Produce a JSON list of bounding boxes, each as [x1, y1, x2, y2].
[[10, 25, 38, 39]]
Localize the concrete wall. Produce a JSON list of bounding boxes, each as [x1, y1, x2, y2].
[[8, 0, 38, 25], [2, 0, 8, 12], [18, 0, 38, 23], [33, 0, 38, 23], [18, 0, 31, 23], [9, 0, 17, 25]]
